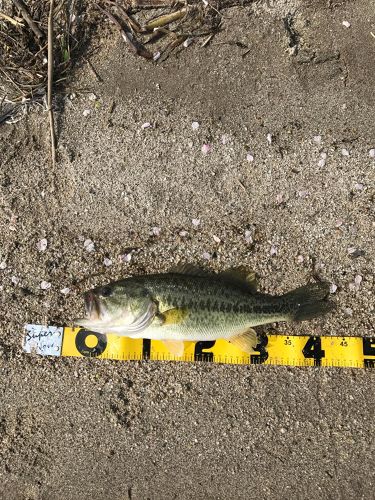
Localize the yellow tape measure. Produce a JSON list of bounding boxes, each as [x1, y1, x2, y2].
[[23, 324, 375, 368]]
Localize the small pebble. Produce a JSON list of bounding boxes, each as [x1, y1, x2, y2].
[[221, 135, 229, 145], [270, 245, 278, 256], [201, 144, 211, 154], [246, 153, 254, 162], [191, 121, 200, 130], [347, 247, 357, 255], [341, 148, 350, 156], [153, 52, 161, 61], [354, 183, 364, 191], [369, 148, 375, 158], [88, 93, 97, 101], [335, 219, 343, 227], [0, 261, 6, 270], [318, 152, 327, 167], [297, 190, 309, 198], [354, 275, 362, 288], [266, 133, 272, 144], [192, 218, 200, 227], [344, 307, 353, 316], [119, 253, 132, 263], [82, 109, 90, 117], [297, 255, 304, 264], [103, 257, 112, 267], [179, 230, 188, 237], [342, 20, 351, 28], [275, 193, 284, 205], [60, 287, 70, 295], [11, 276, 19, 285], [313, 135, 322, 144], [244, 230, 253, 244], [40, 281, 51, 290], [84, 239, 95, 253], [37, 238, 48, 252], [141, 122, 152, 129], [202, 252, 211, 260], [213, 235, 221, 243], [330, 283, 338, 294], [151, 227, 161, 236]]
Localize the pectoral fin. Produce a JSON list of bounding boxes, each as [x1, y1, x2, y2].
[[228, 328, 258, 353], [159, 308, 188, 325], [161, 340, 185, 357]]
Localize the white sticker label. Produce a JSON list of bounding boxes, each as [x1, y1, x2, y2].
[[24, 324, 63, 356]]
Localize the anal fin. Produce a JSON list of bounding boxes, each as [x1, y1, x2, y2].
[[161, 340, 185, 357], [228, 328, 258, 354]]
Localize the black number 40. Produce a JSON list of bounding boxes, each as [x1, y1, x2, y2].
[[302, 336, 325, 366]]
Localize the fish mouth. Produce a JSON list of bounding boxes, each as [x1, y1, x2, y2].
[[84, 291, 101, 320]]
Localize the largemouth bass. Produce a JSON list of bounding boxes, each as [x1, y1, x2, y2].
[[74, 265, 334, 356]]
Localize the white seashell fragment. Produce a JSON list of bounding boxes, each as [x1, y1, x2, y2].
[[40, 281, 51, 290], [270, 245, 278, 256], [330, 283, 337, 294], [37, 238, 48, 252], [119, 253, 132, 263], [84, 239, 95, 252]]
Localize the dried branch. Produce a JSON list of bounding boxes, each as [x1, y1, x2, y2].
[[47, 0, 56, 166], [12, 0, 44, 40]]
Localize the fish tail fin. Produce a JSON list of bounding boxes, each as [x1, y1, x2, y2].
[[283, 282, 335, 322]]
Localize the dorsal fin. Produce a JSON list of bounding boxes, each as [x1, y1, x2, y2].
[[218, 266, 258, 293], [168, 264, 258, 293], [168, 264, 212, 277]]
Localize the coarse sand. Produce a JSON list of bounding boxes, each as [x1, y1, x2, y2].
[[0, 1, 374, 498]]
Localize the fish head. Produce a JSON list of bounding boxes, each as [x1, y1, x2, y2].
[[74, 281, 155, 333]]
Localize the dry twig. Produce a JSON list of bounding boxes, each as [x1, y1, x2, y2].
[[47, 0, 56, 166], [12, 0, 44, 40]]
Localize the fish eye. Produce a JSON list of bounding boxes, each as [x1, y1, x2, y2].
[[100, 286, 113, 297]]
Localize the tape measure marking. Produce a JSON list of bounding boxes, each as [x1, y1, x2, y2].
[[23, 325, 375, 368]]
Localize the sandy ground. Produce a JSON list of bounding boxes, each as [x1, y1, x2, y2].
[[1, 0, 375, 498]]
